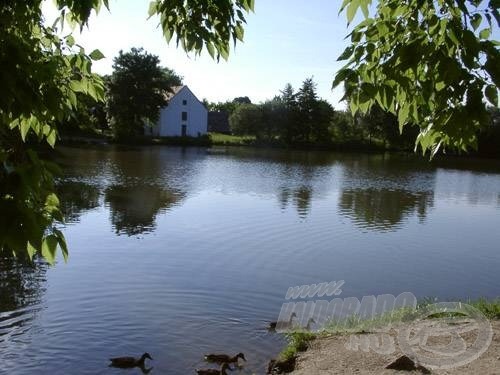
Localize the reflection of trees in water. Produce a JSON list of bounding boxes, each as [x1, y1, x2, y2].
[[105, 185, 185, 236], [0, 257, 47, 342], [56, 181, 101, 223], [339, 189, 434, 231], [338, 154, 436, 231], [279, 186, 313, 219]]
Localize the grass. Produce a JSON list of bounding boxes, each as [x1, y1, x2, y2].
[[277, 298, 500, 361], [279, 331, 316, 361], [208, 132, 255, 145]]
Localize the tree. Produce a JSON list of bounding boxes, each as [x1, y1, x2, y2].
[[106, 48, 182, 139], [277, 83, 299, 143], [294, 78, 333, 144], [1, 0, 253, 262], [233, 96, 252, 104], [334, 0, 499, 156], [229, 104, 264, 137]]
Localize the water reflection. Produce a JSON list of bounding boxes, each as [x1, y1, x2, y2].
[[338, 154, 436, 231], [105, 184, 185, 236], [56, 181, 101, 223], [279, 186, 313, 218], [339, 189, 434, 231], [0, 258, 47, 343]]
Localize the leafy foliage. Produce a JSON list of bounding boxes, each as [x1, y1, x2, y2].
[[229, 103, 264, 137], [148, 0, 255, 60], [106, 48, 182, 139], [334, 0, 500, 156], [1, 0, 252, 263], [0, 2, 104, 263]]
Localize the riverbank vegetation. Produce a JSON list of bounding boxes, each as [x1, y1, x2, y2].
[[276, 298, 500, 364]]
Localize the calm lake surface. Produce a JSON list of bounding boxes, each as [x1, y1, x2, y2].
[[1, 145, 500, 374]]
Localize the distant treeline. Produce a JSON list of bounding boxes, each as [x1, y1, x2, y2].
[[62, 48, 500, 157], [204, 77, 500, 157]]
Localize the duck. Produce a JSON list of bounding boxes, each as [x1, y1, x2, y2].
[[196, 362, 230, 375], [204, 352, 246, 364], [109, 352, 153, 368]]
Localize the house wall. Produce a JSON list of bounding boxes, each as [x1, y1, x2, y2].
[[156, 87, 208, 137]]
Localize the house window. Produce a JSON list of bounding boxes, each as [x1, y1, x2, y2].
[[182, 125, 187, 136], [181, 111, 187, 121], [182, 100, 187, 105]]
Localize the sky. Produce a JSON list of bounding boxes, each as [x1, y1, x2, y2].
[[42, 1, 351, 108]]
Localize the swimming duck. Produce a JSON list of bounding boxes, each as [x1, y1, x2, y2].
[[196, 362, 230, 375], [204, 352, 246, 364], [109, 352, 153, 368]]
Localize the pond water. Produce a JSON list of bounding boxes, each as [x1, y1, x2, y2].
[[1, 145, 500, 374]]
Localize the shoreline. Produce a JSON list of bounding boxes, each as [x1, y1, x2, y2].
[[270, 299, 500, 374], [58, 134, 500, 161], [285, 320, 500, 374]]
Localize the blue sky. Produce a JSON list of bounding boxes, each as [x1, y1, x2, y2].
[[43, 1, 351, 107]]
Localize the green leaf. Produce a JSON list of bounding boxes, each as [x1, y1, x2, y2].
[[471, 14, 482, 30], [479, 28, 491, 39], [347, 0, 360, 24], [20, 119, 30, 141], [148, 1, 158, 17], [435, 81, 446, 91], [42, 235, 58, 265], [235, 24, 244, 41], [54, 229, 69, 262], [398, 103, 410, 126], [45, 193, 60, 208], [206, 42, 215, 59], [338, 46, 355, 61], [485, 85, 498, 106], [89, 49, 105, 61], [46, 128, 57, 147], [66, 35, 75, 47], [27, 241, 37, 261]]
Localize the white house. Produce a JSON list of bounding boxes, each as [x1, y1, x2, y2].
[[147, 85, 208, 137]]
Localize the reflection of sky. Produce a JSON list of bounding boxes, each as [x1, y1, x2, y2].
[[3, 146, 500, 374]]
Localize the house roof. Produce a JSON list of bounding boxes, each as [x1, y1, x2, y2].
[[164, 85, 186, 101], [163, 85, 206, 109]]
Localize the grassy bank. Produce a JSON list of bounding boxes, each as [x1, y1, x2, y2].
[[209, 132, 255, 146], [277, 298, 500, 362]]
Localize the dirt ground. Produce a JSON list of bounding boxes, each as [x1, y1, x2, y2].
[[290, 320, 500, 374]]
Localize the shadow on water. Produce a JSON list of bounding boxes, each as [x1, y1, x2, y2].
[[0, 257, 47, 344], [56, 181, 101, 223]]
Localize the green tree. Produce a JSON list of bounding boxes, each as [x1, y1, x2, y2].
[[295, 78, 333, 144], [1, 0, 253, 262], [106, 48, 182, 139], [334, 0, 499, 156], [261, 98, 287, 141], [277, 83, 299, 143], [229, 103, 264, 137]]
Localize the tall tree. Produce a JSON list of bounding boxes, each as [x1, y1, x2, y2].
[[106, 48, 182, 139], [1, 0, 253, 262], [278, 83, 298, 143], [296, 78, 333, 144]]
